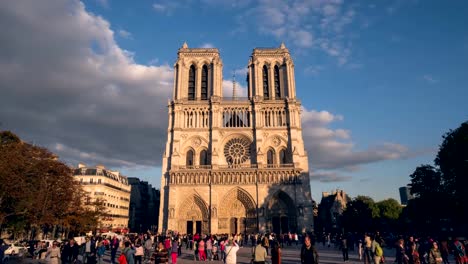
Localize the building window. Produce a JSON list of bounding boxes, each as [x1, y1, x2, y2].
[[188, 65, 196, 100], [274, 65, 281, 98], [98, 179, 101, 184], [186, 149, 194, 167], [200, 150, 208, 166], [267, 149, 275, 165], [201, 65, 208, 100], [263, 65, 269, 99], [90, 178, 93, 183], [279, 149, 287, 164]]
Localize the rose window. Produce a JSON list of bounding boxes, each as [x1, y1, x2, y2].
[[224, 138, 251, 165]]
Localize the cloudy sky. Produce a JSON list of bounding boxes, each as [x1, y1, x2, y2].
[[1, 0, 467, 202]]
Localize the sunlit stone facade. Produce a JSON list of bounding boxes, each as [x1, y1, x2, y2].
[[159, 43, 314, 235], [74, 163, 131, 230]]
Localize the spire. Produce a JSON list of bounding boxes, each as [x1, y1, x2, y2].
[[232, 71, 237, 100], [280, 42, 286, 49], [182, 42, 188, 49]]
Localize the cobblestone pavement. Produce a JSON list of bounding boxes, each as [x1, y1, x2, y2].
[[12, 244, 390, 264]]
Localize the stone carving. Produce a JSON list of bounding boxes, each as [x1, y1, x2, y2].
[[272, 136, 281, 147], [181, 134, 188, 139], [169, 208, 175, 218], [263, 132, 269, 138], [192, 137, 202, 147], [212, 206, 217, 218], [224, 138, 251, 165]]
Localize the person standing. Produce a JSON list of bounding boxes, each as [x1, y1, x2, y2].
[[271, 241, 282, 264], [252, 239, 267, 264], [96, 242, 106, 264], [300, 236, 318, 264], [144, 237, 153, 262], [122, 242, 136, 264], [224, 240, 239, 264], [396, 239, 409, 264], [341, 235, 349, 262], [63, 239, 79, 264], [151, 242, 168, 264], [428, 242, 443, 264], [110, 236, 119, 264], [134, 243, 144, 264], [170, 239, 178, 264], [45, 241, 61, 264], [206, 237, 213, 261]]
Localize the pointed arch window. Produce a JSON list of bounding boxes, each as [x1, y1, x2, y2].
[[267, 149, 275, 165], [186, 149, 194, 167], [201, 65, 208, 100], [200, 149, 209, 166], [279, 149, 288, 164], [188, 65, 196, 100], [263, 65, 270, 99], [274, 65, 281, 98]]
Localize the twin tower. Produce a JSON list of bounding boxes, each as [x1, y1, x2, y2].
[[159, 43, 314, 235]]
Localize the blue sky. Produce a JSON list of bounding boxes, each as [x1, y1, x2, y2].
[[1, 0, 467, 202]]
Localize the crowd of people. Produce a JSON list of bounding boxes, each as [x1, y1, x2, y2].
[[1, 231, 466, 264], [318, 232, 468, 264]]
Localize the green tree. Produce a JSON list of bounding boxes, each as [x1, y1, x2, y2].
[[435, 121, 468, 233], [342, 196, 378, 233]]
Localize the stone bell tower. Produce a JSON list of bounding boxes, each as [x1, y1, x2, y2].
[[159, 43, 314, 235]]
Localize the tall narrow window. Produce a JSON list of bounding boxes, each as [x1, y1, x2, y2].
[[263, 65, 269, 99], [201, 65, 208, 100], [188, 65, 196, 100], [267, 149, 275, 165], [186, 149, 194, 167], [279, 149, 287, 164], [274, 65, 281, 98], [200, 150, 208, 166]]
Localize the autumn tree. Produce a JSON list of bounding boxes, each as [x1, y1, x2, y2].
[[0, 131, 107, 239]]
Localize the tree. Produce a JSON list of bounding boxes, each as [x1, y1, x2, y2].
[[409, 165, 443, 199], [375, 198, 402, 232], [435, 121, 468, 233], [342, 196, 378, 233], [0, 130, 107, 239]]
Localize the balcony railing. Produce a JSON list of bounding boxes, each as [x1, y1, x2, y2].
[[174, 163, 295, 170]]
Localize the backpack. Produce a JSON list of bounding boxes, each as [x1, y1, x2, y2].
[[375, 243, 383, 257], [118, 253, 127, 264]]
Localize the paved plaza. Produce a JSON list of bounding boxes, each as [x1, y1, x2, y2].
[[12, 243, 393, 264]]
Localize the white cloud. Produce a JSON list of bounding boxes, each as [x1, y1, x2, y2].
[[222, 80, 247, 98], [0, 0, 173, 168], [152, 3, 166, 12], [96, 0, 109, 8], [118, 29, 132, 39], [300, 107, 410, 173], [423, 74, 438, 84], [201, 43, 215, 48]]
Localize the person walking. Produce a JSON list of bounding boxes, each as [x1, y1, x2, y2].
[[341, 235, 349, 262], [134, 243, 144, 264], [271, 240, 282, 264], [300, 236, 318, 264], [46, 241, 61, 264], [110, 236, 119, 264], [428, 242, 443, 264]]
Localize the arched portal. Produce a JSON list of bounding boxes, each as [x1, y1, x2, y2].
[[218, 187, 256, 234], [177, 194, 209, 235], [266, 190, 297, 234]]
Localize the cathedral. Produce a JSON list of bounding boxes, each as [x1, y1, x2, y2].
[[158, 43, 314, 235]]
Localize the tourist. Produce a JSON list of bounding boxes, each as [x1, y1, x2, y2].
[[341, 235, 349, 262], [428, 242, 443, 264], [206, 237, 213, 261], [134, 243, 144, 264], [144, 236, 153, 262], [45, 241, 61, 264], [252, 238, 267, 264], [396, 239, 409, 264], [301, 236, 318, 264], [151, 242, 169, 264], [122, 241, 136, 264], [110, 235, 119, 264], [96, 242, 106, 264], [271, 240, 282, 264], [224, 239, 239, 264], [170, 238, 178, 264]]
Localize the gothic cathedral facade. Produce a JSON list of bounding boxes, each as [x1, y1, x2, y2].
[[159, 43, 314, 235]]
